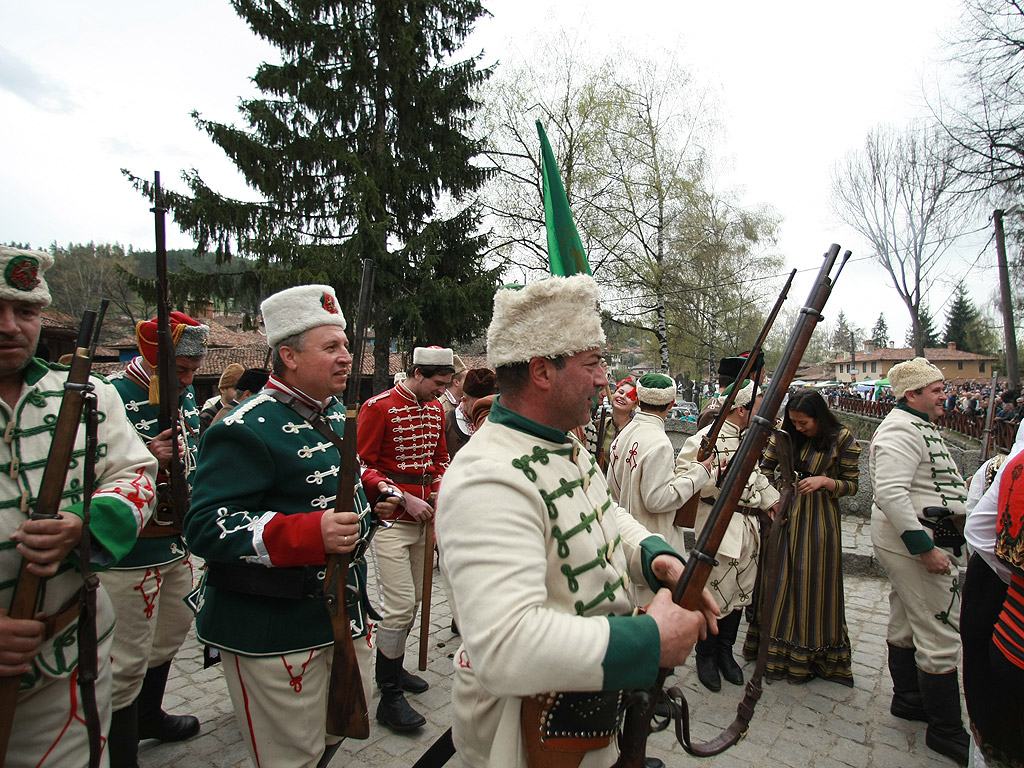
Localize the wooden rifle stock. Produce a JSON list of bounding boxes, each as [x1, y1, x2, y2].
[[0, 311, 99, 767], [151, 171, 190, 529], [324, 259, 376, 740], [418, 517, 434, 671], [673, 269, 796, 528], [614, 246, 849, 767]]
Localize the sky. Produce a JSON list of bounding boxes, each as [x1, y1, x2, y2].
[[0, 0, 1004, 348]]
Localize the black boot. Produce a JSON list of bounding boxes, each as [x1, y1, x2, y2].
[[108, 702, 140, 768], [715, 610, 744, 686], [402, 666, 429, 694], [887, 643, 926, 722], [695, 634, 721, 692], [136, 661, 200, 742], [375, 651, 426, 731], [917, 669, 970, 766]]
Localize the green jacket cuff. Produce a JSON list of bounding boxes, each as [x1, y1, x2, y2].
[[65, 497, 139, 568], [901, 529, 934, 555], [640, 535, 683, 593], [603, 614, 660, 690]]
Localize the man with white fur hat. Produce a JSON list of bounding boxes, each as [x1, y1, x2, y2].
[[607, 372, 715, 602], [357, 344, 454, 731], [436, 275, 717, 768], [869, 356, 970, 765], [0, 246, 158, 768], [185, 284, 380, 768], [675, 377, 780, 693]]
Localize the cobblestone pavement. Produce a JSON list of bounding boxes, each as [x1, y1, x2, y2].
[[142, 525, 961, 768]]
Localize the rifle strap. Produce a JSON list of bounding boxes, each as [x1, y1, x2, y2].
[[76, 391, 102, 768], [263, 388, 345, 453], [661, 431, 796, 757]]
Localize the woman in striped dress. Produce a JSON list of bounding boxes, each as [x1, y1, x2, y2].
[[744, 389, 862, 685]]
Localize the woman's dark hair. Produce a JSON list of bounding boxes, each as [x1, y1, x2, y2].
[[782, 389, 842, 451]]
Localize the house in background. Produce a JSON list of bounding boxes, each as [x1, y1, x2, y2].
[[829, 340, 997, 383]]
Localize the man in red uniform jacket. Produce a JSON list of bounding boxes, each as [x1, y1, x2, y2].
[[357, 345, 453, 731]]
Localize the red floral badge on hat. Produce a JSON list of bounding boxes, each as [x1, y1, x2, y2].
[[5, 255, 40, 292], [321, 292, 339, 314]]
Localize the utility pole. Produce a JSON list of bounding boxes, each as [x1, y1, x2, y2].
[[994, 209, 1020, 388], [850, 331, 857, 383]]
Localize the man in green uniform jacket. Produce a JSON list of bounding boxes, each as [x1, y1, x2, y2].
[[186, 284, 381, 768]]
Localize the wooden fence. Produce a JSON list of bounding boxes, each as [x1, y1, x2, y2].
[[831, 396, 1017, 455]]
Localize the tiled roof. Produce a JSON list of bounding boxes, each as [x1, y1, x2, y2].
[[829, 346, 997, 364], [106, 317, 259, 350]]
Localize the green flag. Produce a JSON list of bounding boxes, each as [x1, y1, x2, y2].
[[537, 120, 591, 276]]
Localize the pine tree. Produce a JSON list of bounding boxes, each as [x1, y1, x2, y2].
[[871, 313, 889, 347], [906, 304, 940, 348], [830, 310, 853, 359], [943, 284, 985, 352], [125, 0, 499, 391]]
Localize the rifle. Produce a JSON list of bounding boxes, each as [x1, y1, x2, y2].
[[673, 269, 796, 527], [151, 171, 190, 529], [614, 245, 849, 766], [0, 310, 100, 767], [323, 258, 376, 739]]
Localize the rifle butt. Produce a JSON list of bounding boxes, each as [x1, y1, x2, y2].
[[672, 495, 698, 528], [323, 553, 370, 740], [419, 518, 435, 672]]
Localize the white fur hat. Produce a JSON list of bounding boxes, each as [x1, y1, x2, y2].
[[889, 357, 943, 399], [636, 373, 676, 406], [413, 346, 454, 366], [487, 275, 606, 368], [0, 247, 53, 306], [261, 284, 346, 347], [719, 378, 756, 409]]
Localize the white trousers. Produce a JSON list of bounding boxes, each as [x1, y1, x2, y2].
[[7, 632, 113, 768], [221, 639, 373, 768], [874, 544, 962, 674], [101, 557, 195, 709]]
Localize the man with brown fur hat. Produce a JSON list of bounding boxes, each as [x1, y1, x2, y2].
[[199, 362, 244, 433], [870, 356, 970, 765]]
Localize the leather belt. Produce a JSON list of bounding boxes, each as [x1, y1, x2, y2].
[[138, 518, 182, 538], [700, 497, 760, 516], [389, 472, 434, 486], [206, 562, 324, 600]]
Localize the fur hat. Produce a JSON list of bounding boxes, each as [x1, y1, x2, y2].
[[463, 367, 496, 399], [718, 351, 763, 380], [136, 311, 210, 366], [236, 368, 270, 394], [889, 357, 943, 400], [719, 378, 756, 409], [487, 275, 605, 368], [218, 363, 244, 389], [135, 310, 210, 404], [413, 346, 454, 367], [0, 246, 53, 306], [636, 373, 676, 406], [261, 284, 346, 348]]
